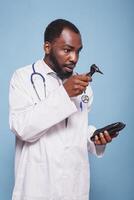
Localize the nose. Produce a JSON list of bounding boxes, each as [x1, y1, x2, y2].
[[69, 52, 78, 64]]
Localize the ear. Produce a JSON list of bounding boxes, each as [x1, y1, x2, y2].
[[44, 42, 51, 55]]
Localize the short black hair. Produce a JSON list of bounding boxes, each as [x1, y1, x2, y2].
[[44, 19, 80, 43]]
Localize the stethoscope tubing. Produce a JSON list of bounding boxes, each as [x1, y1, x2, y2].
[[31, 63, 46, 100]]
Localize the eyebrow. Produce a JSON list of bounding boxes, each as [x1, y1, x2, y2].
[[64, 44, 83, 51]]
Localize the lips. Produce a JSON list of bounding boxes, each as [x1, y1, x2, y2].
[[64, 64, 75, 72]]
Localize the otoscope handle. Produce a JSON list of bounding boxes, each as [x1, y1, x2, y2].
[[86, 71, 94, 77]]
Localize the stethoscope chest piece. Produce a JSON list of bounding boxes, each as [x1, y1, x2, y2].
[[81, 93, 89, 103]]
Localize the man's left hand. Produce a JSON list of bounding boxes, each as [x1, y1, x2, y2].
[[94, 130, 118, 145]]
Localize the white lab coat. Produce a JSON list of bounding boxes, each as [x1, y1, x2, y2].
[[9, 59, 105, 200]]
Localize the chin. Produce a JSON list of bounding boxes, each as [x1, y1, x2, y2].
[[57, 71, 73, 80]]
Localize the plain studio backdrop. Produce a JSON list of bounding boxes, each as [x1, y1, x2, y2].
[[0, 0, 134, 199]]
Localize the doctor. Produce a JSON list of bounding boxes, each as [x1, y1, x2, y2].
[[9, 19, 118, 200]]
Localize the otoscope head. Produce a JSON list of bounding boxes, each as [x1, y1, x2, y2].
[[88, 64, 103, 77], [91, 64, 103, 74]]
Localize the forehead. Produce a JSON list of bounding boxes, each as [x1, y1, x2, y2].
[[53, 28, 82, 48]]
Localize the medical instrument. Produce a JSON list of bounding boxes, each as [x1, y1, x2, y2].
[[31, 63, 46, 100], [81, 64, 103, 105], [86, 64, 103, 77], [90, 122, 126, 141]]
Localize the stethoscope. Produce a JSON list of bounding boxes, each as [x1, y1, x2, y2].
[[31, 63, 46, 101], [31, 63, 61, 101], [31, 63, 103, 107]]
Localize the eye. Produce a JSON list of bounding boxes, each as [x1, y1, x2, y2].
[[64, 48, 71, 53]]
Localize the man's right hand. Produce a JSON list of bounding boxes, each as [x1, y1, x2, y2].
[[63, 74, 92, 97]]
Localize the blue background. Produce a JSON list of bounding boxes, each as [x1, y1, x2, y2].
[[0, 0, 134, 199]]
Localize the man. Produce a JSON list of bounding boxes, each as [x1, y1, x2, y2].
[[9, 19, 117, 200]]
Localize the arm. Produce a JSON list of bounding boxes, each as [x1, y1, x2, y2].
[[87, 126, 106, 157], [86, 86, 106, 157], [9, 71, 77, 143], [86, 77, 119, 155]]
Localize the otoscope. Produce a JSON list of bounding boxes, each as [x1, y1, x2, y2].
[[80, 64, 103, 104], [86, 64, 103, 77]]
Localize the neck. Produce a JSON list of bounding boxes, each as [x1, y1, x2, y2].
[[43, 56, 55, 72]]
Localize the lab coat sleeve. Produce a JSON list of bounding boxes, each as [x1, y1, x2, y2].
[[9, 71, 77, 143], [87, 125, 106, 157], [87, 86, 106, 157]]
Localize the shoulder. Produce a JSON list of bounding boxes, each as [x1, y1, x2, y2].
[[9, 65, 33, 94], [14, 63, 32, 78], [10, 60, 42, 84], [10, 65, 31, 89], [16, 64, 32, 74], [11, 59, 43, 82]]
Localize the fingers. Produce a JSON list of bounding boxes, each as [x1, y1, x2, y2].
[[94, 130, 112, 145], [103, 131, 112, 143], [94, 135, 101, 145], [63, 74, 91, 97], [77, 74, 92, 82], [74, 78, 89, 87], [72, 74, 91, 94], [73, 84, 88, 95], [94, 133, 107, 145]]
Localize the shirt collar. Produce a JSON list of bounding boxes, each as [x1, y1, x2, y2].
[[39, 59, 55, 75], [34, 59, 61, 83]]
